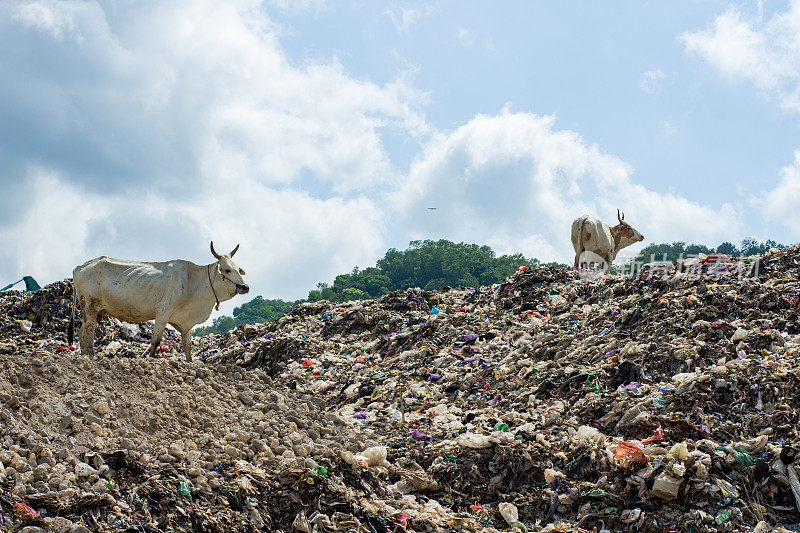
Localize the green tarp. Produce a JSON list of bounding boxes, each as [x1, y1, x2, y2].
[[0, 275, 40, 292]]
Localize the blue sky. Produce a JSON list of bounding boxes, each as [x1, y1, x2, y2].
[[1, 0, 799, 315], [274, 1, 799, 208]]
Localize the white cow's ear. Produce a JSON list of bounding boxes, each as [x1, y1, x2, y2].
[[217, 264, 222, 275]]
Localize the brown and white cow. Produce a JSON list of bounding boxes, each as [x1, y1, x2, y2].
[[68, 242, 249, 362], [571, 210, 643, 273]]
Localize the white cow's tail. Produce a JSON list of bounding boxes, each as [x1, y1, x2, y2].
[[575, 217, 587, 269], [68, 282, 76, 347]]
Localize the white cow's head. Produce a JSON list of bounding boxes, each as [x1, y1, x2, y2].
[[210, 241, 250, 295], [611, 210, 644, 251]]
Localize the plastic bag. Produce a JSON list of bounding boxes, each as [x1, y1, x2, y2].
[[614, 441, 648, 469]]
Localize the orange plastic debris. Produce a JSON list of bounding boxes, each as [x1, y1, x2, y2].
[[614, 440, 648, 468]]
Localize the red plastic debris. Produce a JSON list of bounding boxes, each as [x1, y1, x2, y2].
[[394, 511, 409, 529], [301, 359, 314, 367], [14, 501, 37, 519], [700, 253, 729, 264], [614, 441, 648, 468], [642, 424, 666, 444]]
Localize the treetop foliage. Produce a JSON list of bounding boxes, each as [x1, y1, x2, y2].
[[627, 238, 784, 264], [196, 239, 557, 334]]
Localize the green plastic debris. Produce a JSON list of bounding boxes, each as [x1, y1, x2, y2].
[[732, 448, 757, 470], [178, 481, 192, 500], [313, 466, 328, 475], [510, 521, 528, 532], [586, 373, 600, 391], [586, 488, 608, 498], [494, 422, 510, 432], [715, 508, 732, 524]]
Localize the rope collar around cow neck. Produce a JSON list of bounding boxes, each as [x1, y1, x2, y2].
[[208, 265, 221, 311]]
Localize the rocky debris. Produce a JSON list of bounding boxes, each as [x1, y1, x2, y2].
[[0, 244, 799, 531]]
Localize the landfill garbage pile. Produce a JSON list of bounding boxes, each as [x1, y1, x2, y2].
[[1, 245, 800, 532]]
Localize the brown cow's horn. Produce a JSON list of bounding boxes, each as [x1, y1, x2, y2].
[[617, 209, 623, 223], [210, 241, 221, 259], [229, 244, 239, 257]]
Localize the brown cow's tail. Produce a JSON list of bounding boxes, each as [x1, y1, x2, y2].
[[68, 282, 76, 347]]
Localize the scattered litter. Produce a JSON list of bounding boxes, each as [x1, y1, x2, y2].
[[1, 245, 799, 531]]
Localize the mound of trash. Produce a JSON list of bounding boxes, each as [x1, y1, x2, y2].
[[1, 245, 799, 532]]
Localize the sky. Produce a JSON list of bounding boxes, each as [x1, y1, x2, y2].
[[1, 0, 800, 320]]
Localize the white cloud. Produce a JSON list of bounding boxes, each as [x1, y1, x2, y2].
[[0, 0, 424, 312], [385, 6, 433, 35], [756, 150, 800, 234], [392, 110, 740, 265], [640, 69, 665, 93], [0, 166, 386, 304], [457, 27, 473, 47], [0, 0, 772, 320], [0, 168, 111, 282], [1, 0, 429, 195], [12, 1, 80, 41], [457, 26, 494, 51], [681, 2, 800, 244], [680, 2, 800, 112], [266, 0, 326, 13]]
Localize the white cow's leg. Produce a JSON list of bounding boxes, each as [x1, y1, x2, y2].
[[603, 254, 612, 274], [79, 315, 97, 356], [79, 298, 99, 356], [145, 319, 167, 358], [181, 330, 193, 363]]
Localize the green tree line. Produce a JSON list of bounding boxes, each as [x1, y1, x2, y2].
[[195, 239, 558, 335], [195, 237, 786, 335], [194, 296, 301, 335], [627, 238, 784, 265]]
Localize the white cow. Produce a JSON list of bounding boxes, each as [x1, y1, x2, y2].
[[68, 242, 249, 362], [571, 210, 643, 273]]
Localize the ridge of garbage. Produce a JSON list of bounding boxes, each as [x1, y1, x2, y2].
[[1, 245, 799, 532]]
